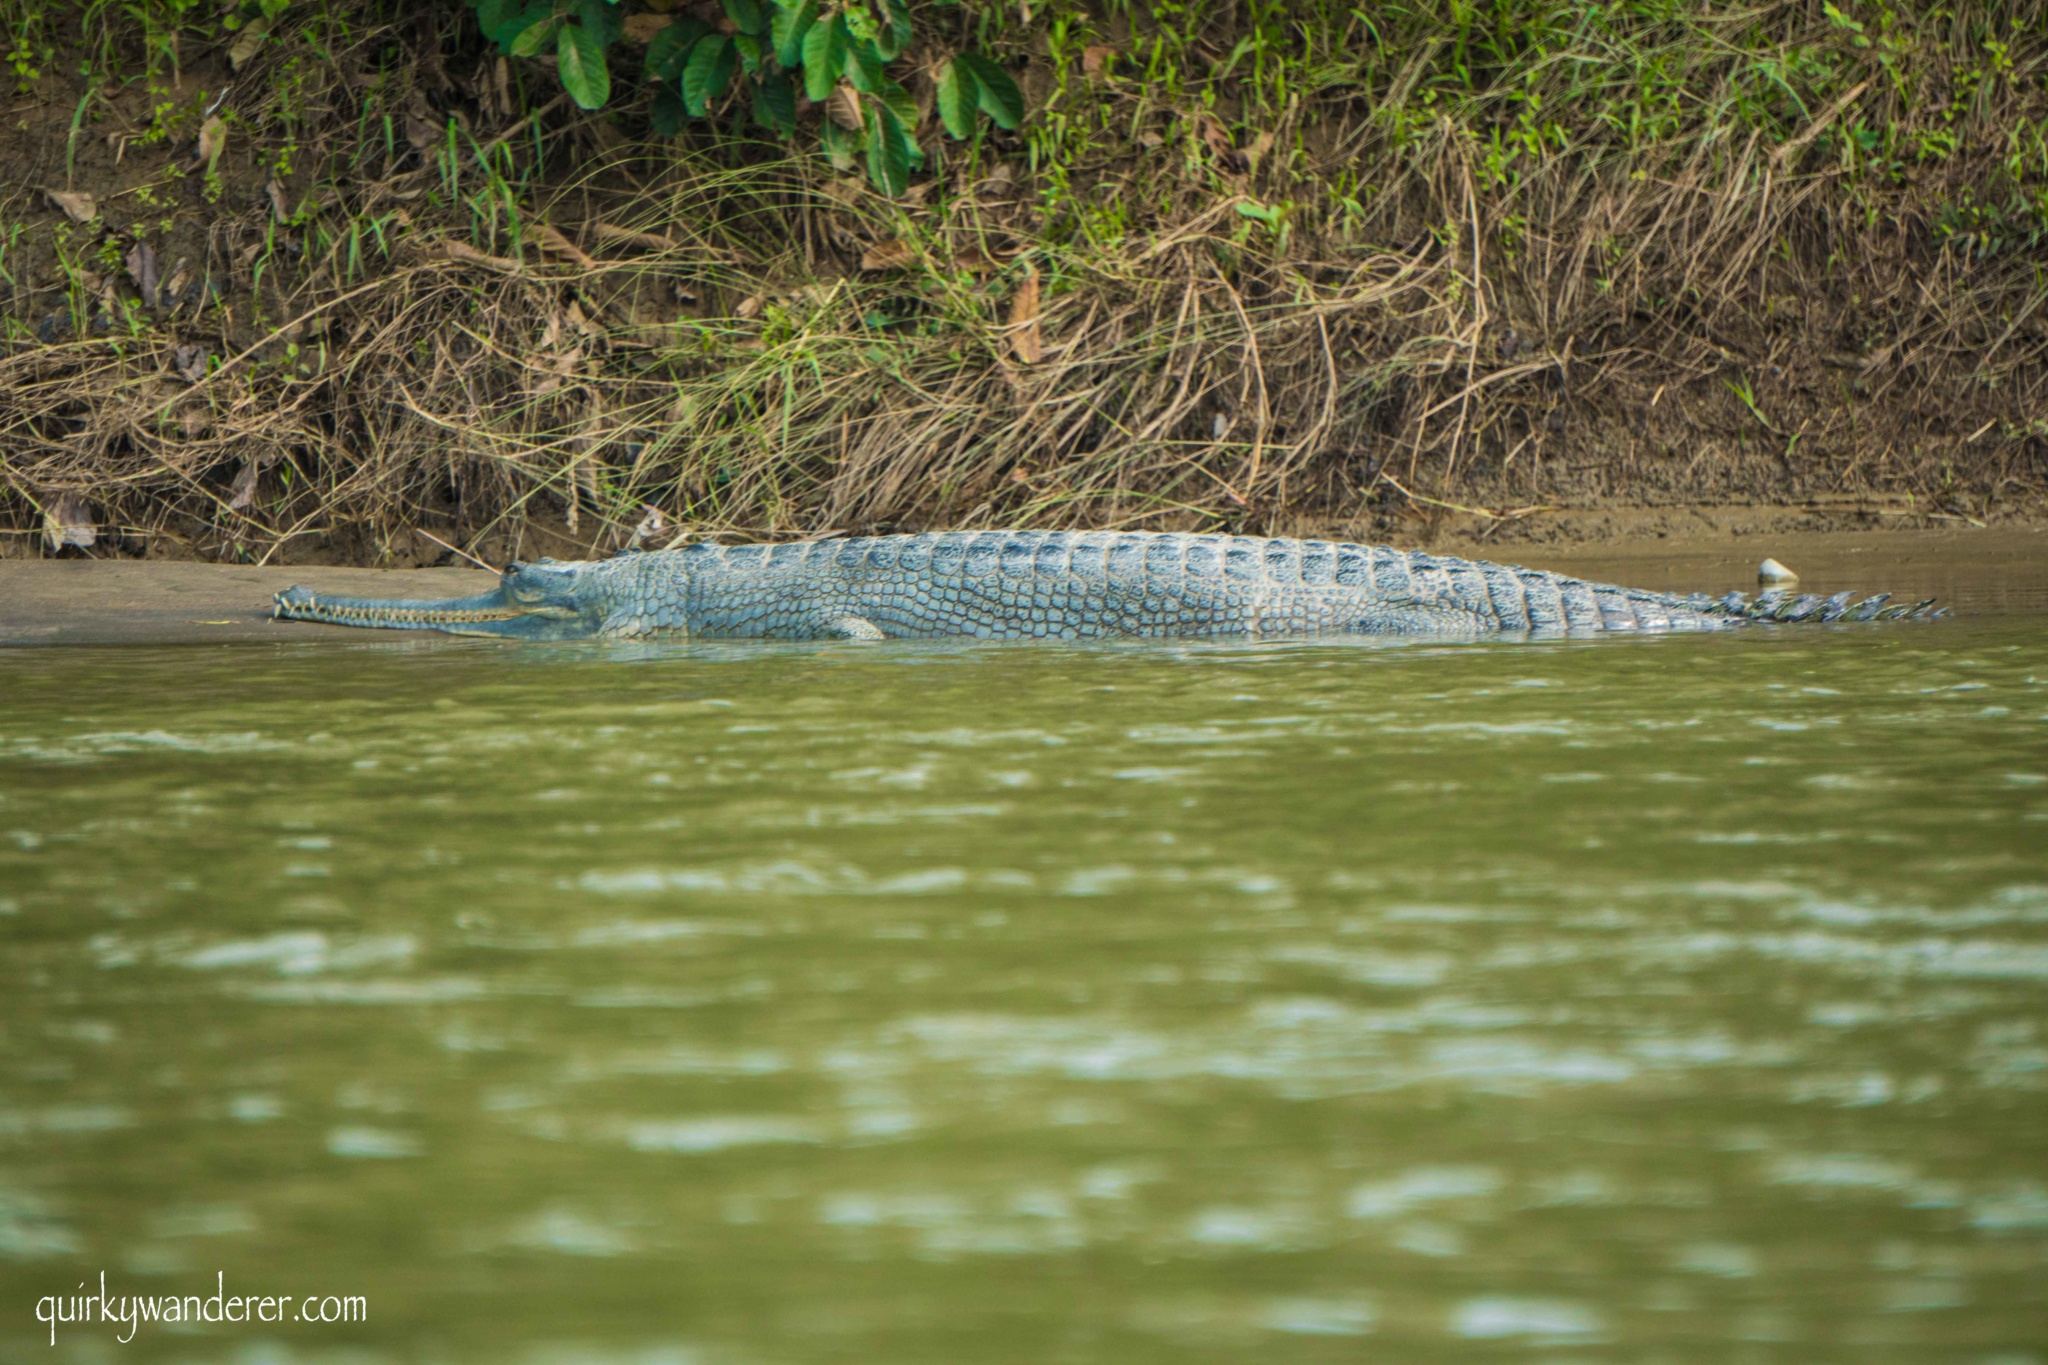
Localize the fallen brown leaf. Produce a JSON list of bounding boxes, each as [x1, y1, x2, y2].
[[43, 492, 95, 552], [532, 342, 584, 397], [860, 238, 915, 271], [530, 222, 596, 268], [1081, 45, 1117, 77], [266, 178, 291, 223], [405, 110, 440, 153], [627, 504, 672, 549], [486, 56, 512, 120], [196, 116, 227, 170], [426, 238, 521, 272], [622, 13, 671, 42], [124, 241, 159, 307], [1242, 129, 1275, 170], [826, 84, 864, 131], [1008, 267, 1043, 365], [172, 343, 210, 383], [228, 458, 261, 510], [44, 188, 97, 222], [227, 15, 270, 70]]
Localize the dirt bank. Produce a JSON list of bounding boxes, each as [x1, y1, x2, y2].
[[0, 560, 490, 644], [3, 2, 2045, 567]]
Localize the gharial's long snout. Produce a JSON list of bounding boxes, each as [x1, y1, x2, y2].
[[273, 561, 599, 638], [272, 582, 519, 633]]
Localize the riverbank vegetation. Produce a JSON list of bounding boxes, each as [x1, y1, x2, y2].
[[2, 0, 2045, 564]]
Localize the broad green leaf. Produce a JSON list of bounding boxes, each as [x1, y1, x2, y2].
[[509, 15, 560, 58], [820, 116, 862, 172], [474, 0, 519, 45], [801, 16, 843, 102], [753, 69, 796, 135], [770, 0, 816, 67], [558, 22, 611, 109], [842, 39, 884, 93], [577, 0, 622, 46], [644, 16, 707, 79], [935, 59, 976, 139], [722, 0, 765, 37], [878, 78, 919, 140], [876, 0, 912, 60], [493, 0, 555, 48], [734, 33, 762, 76], [651, 85, 687, 136], [956, 52, 1023, 128], [682, 34, 738, 115], [865, 101, 910, 196]]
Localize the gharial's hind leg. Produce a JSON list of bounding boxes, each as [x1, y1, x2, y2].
[[1348, 602, 1495, 636], [821, 615, 887, 640]]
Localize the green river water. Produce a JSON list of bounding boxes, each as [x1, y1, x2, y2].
[[3, 612, 2046, 1361]]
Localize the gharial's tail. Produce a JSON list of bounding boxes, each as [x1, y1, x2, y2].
[[1400, 549, 1943, 633], [1692, 588, 1945, 624]]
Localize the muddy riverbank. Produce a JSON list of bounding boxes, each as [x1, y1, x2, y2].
[[5, 3, 2044, 563]]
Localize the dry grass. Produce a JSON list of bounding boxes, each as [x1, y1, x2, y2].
[[2, 0, 2045, 563]]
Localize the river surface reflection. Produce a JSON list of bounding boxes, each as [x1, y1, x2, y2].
[[2, 613, 2045, 1360]]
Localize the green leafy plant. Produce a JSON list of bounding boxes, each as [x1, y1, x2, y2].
[[469, 0, 1022, 196]]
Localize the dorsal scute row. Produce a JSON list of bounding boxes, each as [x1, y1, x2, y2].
[[635, 531, 1660, 634], [670, 529, 1427, 590]]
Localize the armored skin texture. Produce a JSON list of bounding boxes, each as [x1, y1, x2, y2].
[[272, 530, 1937, 641]]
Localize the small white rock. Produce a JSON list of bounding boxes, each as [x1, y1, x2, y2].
[[1757, 557, 1799, 584]]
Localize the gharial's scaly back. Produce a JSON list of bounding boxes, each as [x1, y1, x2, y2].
[[274, 529, 1939, 641]]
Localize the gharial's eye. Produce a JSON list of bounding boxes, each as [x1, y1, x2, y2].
[[506, 566, 577, 606]]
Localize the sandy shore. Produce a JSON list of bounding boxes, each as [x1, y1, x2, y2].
[[0, 561, 495, 645], [3, 526, 2042, 646]]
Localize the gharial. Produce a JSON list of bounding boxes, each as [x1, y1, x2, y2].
[[272, 530, 1939, 641]]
